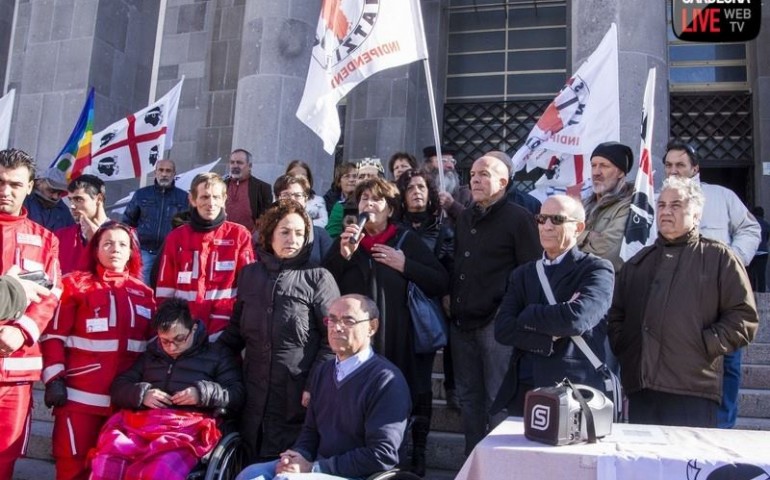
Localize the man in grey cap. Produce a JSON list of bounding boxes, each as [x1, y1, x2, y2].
[[577, 141, 635, 272], [23, 167, 75, 232]]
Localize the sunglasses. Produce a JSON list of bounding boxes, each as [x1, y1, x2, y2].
[[534, 214, 580, 226]]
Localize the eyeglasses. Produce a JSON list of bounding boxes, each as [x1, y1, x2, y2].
[[323, 315, 371, 328], [158, 329, 193, 348], [279, 192, 307, 201], [534, 214, 580, 226]]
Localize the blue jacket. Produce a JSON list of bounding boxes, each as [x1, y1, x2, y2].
[[492, 247, 614, 413], [122, 181, 189, 253], [23, 194, 75, 232]]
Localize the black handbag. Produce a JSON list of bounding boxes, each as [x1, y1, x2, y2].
[[396, 232, 448, 354]]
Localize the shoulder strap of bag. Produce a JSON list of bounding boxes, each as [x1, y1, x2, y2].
[[563, 378, 597, 443], [535, 261, 605, 371]]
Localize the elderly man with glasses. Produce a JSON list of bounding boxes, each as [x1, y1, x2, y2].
[[491, 194, 615, 417], [235, 294, 411, 480]]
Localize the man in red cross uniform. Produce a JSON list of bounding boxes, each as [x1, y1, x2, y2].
[[0, 148, 62, 477]]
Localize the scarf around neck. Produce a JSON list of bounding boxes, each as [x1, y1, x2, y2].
[[359, 223, 398, 253], [189, 208, 226, 232]]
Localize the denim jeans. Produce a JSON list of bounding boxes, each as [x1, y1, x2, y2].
[[718, 348, 743, 428], [450, 321, 512, 455], [140, 250, 157, 285]]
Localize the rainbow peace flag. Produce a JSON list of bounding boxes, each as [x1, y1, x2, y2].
[[49, 88, 94, 182]]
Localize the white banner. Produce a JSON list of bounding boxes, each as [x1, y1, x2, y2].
[[90, 79, 183, 181], [296, 0, 428, 154], [0, 89, 15, 150], [620, 68, 658, 261], [514, 24, 619, 196]]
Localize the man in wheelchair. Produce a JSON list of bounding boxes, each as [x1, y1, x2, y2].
[[236, 294, 411, 480], [88, 298, 245, 480]]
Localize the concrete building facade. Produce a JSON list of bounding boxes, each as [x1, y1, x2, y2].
[[1, 0, 768, 207]]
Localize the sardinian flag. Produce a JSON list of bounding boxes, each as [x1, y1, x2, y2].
[[297, 0, 429, 154], [620, 68, 657, 261], [513, 24, 619, 199], [89, 79, 183, 181]]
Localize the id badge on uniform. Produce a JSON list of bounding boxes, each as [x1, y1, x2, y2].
[[135, 305, 152, 319], [177, 271, 193, 284], [215, 261, 235, 272], [86, 317, 109, 333]]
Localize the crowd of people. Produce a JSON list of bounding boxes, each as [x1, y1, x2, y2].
[[0, 140, 762, 479]]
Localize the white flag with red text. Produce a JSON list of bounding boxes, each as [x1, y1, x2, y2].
[[89, 79, 183, 181], [297, 0, 428, 154], [0, 89, 15, 150], [620, 68, 657, 261], [513, 24, 619, 198]]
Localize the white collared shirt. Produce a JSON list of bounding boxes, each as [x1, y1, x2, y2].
[[335, 346, 374, 382], [542, 248, 571, 266]]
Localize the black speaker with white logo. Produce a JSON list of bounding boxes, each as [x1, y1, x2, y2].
[[524, 380, 613, 445]]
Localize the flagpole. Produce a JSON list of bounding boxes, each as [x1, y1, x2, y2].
[[141, 0, 168, 189], [413, 0, 446, 194]]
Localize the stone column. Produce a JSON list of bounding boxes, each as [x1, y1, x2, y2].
[[569, 0, 669, 187], [751, 10, 770, 209], [232, 0, 332, 190]]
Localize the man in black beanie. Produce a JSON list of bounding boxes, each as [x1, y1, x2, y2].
[[577, 141, 635, 272]]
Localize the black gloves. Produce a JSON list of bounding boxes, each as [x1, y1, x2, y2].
[[44, 378, 68, 408]]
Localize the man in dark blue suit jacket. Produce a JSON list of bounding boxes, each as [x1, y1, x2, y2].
[[491, 194, 615, 416]]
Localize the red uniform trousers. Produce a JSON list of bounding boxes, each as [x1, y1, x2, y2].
[[52, 409, 108, 480], [0, 382, 33, 478]]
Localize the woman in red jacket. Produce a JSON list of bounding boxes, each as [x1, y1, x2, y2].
[[40, 222, 156, 480]]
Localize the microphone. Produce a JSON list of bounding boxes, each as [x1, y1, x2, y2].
[[349, 213, 371, 244]]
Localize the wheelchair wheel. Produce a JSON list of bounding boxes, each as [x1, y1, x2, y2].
[[203, 432, 244, 480], [367, 468, 423, 480]]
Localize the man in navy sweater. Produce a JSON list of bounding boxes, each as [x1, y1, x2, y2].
[[491, 195, 615, 417], [236, 294, 411, 480]]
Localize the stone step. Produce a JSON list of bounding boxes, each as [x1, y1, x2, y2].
[[431, 403, 463, 434], [26, 419, 53, 461], [12, 457, 54, 480], [741, 363, 770, 389], [31, 389, 54, 423], [735, 415, 770, 431], [424, 431, 466, 472], [739, 343, 770, 365], [737, 389, 770, 418]]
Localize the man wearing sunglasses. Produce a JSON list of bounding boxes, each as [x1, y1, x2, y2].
[[491, 195, 614, 417], [235, 294, 411, 480], [663, 140, 760, 429]]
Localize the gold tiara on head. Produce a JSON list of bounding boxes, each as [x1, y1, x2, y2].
[[356, 157, 384, 173]]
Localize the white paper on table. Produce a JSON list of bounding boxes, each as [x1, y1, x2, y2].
[[601, 423, 668, 445]]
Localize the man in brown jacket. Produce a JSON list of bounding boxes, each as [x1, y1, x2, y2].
[[609, 175, 758, 427]]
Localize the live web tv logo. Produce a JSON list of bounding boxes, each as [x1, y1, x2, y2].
[[672, 0, 760, 42]]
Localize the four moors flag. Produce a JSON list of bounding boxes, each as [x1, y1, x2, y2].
[[512, 23, 619, 199], [620, 68, 658, 261], [90, 79, 183, 181], [297, 0, 429, 154]]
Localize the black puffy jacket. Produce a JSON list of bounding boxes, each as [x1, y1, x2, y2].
[[110, 321, 244, 412]]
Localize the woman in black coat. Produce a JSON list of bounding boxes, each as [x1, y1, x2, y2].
[[323, 177, 449, 476], [218, 200, 339, 463]]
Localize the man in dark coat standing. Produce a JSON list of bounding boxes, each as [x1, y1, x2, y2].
[[492, 194, 614, 416], [609, 176, 758, 427], [224, 149, 273, 231], [450, 152, 541, 455]]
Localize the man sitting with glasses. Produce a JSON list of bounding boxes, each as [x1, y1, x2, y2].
[[236, 294, 411, 480], [490, 195, 615, 417], [88, 298, 244, 480]]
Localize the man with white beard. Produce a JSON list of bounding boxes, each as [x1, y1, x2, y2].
[[122, 159, 189, 283], [423, 145, 470, 224]]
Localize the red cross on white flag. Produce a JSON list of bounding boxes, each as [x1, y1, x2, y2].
[[90, 79, 183, 181]]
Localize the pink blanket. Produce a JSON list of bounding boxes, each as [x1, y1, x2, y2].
[[88, 409, 221, 480]]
